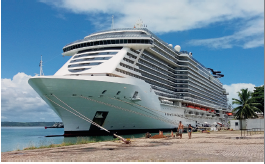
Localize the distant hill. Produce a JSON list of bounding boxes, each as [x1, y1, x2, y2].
[[1, 122, 62, 127]]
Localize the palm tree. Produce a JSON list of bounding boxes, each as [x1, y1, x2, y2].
[[232, 88, 262, 129]]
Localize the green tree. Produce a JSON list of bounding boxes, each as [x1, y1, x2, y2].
[[252, 85, 264, 115], [232, 88, 262, 129]]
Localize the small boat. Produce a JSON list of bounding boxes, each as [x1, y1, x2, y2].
[[45, 122, 64, 129]]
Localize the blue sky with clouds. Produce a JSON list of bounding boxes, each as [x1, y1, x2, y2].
[[1, 0, 264, 122]]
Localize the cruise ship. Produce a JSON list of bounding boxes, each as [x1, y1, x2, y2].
[[28, 24, 233, 136]]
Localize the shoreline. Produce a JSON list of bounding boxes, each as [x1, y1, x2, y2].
[[2, 130, 264, 162]]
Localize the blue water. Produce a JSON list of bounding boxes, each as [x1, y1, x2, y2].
[[1, 127, 154, 152]]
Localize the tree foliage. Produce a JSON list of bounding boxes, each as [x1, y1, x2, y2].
[[232, 88, 262, 119], [251, 85, 264, 115]]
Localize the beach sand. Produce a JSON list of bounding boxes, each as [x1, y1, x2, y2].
[[1, 130, 264, 162]]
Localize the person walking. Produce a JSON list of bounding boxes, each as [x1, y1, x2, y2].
[[178, 121, 184, 139], [188, 124, 192, 139]]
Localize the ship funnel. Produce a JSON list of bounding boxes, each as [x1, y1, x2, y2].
[[174, 45, 181, 52]]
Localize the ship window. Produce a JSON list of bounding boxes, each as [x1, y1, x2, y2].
[[137, 40, 140, 43], [78, 44, 80, 48], [124, 40, 128, 43], [107, 40, 111, 44], [95, 41, 99, 45], [111, 40, 115, 44], [102, 90, 107, 94], [120, 40, 123, 43], [132, 39, 136, 43], [145, 40, 148, 43], [133, 91, 138, 98], [104, 40, 107, 44], [115, 40, 119, 44], [99, 41, 103, 45], [128, 40, 131, 43], [141, 40, 144, 43], [116, 91, 121, 95]]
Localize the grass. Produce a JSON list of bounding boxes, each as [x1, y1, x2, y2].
[[22, 137, 117, 151]]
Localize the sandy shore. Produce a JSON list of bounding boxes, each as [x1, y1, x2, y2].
[[1, 131, 264, 162]]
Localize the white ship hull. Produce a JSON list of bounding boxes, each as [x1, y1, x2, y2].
[[29, 75, 223, 135], [29, 27, 232, 135]]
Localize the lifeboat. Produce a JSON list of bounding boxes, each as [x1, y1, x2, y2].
[[226, 112, 233, 116], [187, 105, 192, 108]]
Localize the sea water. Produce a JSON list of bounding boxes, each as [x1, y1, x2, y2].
[[1, 127, 153, 152]]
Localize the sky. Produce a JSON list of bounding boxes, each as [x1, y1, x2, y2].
[[1, 0, 264, 122]]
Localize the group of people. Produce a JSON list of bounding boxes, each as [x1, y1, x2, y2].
[[177, 121, 192, 139]]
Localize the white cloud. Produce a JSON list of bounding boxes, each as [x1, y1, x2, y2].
[[39, 0, 264, 49], [223, 83, 256, 106], [40, 0, 264, 32], [188, 18, 264, 49], [1, 72, 61, 122]]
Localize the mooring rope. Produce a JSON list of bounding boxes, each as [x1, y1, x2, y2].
[[44, 94, 130, 144]]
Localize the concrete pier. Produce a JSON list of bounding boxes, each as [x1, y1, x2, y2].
[[1, 131, 264, 162]]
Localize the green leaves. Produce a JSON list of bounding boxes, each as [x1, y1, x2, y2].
[[252, 85, 264, 115], [232, 88, 262, 119]]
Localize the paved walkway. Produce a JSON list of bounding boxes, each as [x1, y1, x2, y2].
[[1, 131, 264, 162]]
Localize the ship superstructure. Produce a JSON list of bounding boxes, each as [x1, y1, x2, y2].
[[29, 26, 233, 135]]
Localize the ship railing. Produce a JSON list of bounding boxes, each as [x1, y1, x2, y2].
[[141, 55, 169, 70], [153, 40, 179, 58], [151, 47, 174, 62], [188, 79, 224, 97], [142, 50, 168, 64], [188, 73, 223, 94], [174, 68, 189, 70], [188, 55, 223, 86], [188, 80, 224, 98], [65, 32, 152, 47], [155, 91, 184, 99], [138, 63, 168, 78], [139, 58, 170, 74], [139, 70, 175, 86], [137, 61, 169, 78], [153, 87, 186, 96], [187, 64, 223, 89], [188, 86, 224, 103], [151, 85, 176, 94], [188, 90, 221, 105], [183, 97, 224, 109], [86, 28, 176, 54]]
